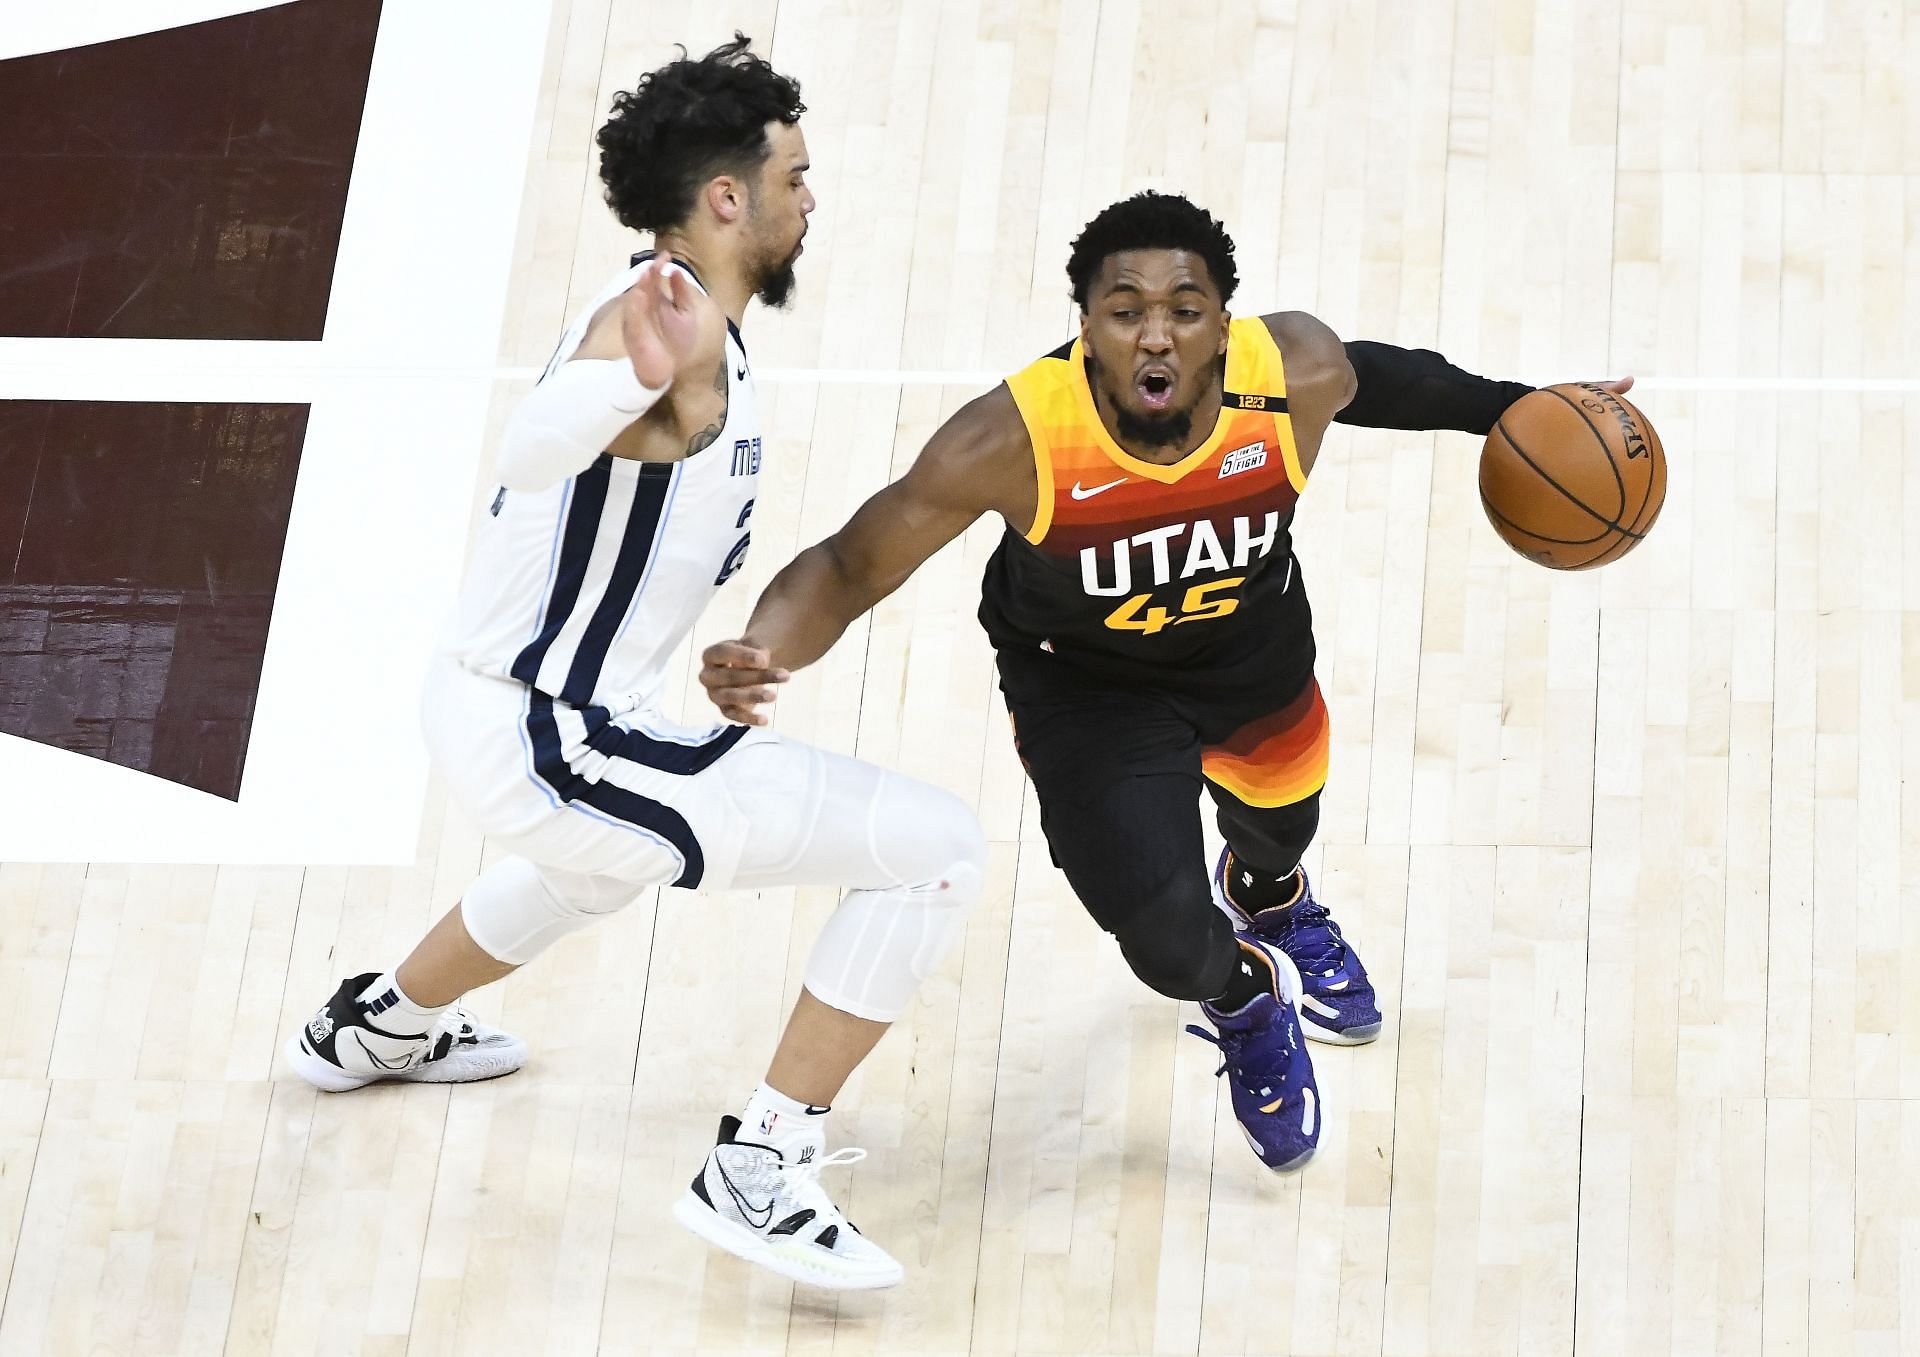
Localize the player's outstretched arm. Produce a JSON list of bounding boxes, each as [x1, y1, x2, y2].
[[1265, 311, 1636, 481], [700, 389, 1025, 726], [494, 255, 716, 491], [1336, 337, 1632, 434]]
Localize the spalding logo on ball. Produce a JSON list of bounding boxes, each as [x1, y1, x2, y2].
[[1480, 383, 1667, 569]]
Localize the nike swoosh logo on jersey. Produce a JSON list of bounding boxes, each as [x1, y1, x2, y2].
[[1070, 476, 1129, 500], [715, 1159, 774, 1229]]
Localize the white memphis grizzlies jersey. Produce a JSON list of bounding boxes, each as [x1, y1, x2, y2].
[[439, 255, 761, 718]]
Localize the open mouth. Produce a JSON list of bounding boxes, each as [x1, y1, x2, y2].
[[1137, 369, 1174, 411]]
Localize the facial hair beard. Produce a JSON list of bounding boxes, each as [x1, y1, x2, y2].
[[1088, 350, 1196, 449], [755, 253, 798, 309], [746, 191, 800, 310]]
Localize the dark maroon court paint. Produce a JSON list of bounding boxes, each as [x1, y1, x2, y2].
[[0, 1, 382, 797], [0, 401, 308, 799], [0, 0, 383, 340]]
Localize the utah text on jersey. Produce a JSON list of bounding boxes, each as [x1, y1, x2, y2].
[[979, 316, 1307, 653]]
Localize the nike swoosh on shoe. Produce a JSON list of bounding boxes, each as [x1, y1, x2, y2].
[[340, 1028, 422, 1072], [715, 1161, 774, 1229]]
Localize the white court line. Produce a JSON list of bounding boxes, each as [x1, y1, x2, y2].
[[487, 365, 1006, 383], [509, 367, 1920, 391], [7, 367, 1920, 392], [4, 352, 1920, 393], [1627, 376, 1920, 393]]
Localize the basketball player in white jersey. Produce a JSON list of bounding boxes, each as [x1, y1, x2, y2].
[[283, 36, 985, 1291]]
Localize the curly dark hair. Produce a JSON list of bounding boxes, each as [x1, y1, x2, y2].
[[1065, 191, 1239, 310], [596, 34, 806, 233]]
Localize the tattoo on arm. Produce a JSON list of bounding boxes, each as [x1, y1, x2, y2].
[[685, 356, 729, 455]]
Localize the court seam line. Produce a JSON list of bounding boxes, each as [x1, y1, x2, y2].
[[223, 864, 326, 1349], [0, 937, 62, 1329], [225, 867, 299, 1322], [1568, 48, 1626, 1341], [1759, 62, 1786, 1352], [0, 1099, 46, 1324]]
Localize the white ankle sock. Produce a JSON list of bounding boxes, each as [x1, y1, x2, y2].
[[355, 972, 449, 1039], [740, 1083, 829, 1161]]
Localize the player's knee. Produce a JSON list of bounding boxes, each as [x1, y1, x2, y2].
[[877, 775, 988, 912], [800, 782, 986, 1023], [802, 868, 980, 1025], [462, 857, 639, 966], [1111, 894, 1237, 1001]]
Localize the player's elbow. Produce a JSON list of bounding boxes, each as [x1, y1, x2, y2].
[[492, 359, 667, 492], [494, 454, 560, 495], [494, 410, 586, 492], [816, 533, 892, 615], [1326, 351, 1359, 415]]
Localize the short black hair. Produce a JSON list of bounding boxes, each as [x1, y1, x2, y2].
[[596, 34, 805, 233], [1065, 191, 1239, 311]]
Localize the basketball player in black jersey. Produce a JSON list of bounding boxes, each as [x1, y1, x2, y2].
[[701, 192, 1630, 1170]]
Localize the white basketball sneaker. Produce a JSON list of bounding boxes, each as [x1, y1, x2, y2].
[[284, 972, 528, 1092], [673, 1116, 904, 1290]]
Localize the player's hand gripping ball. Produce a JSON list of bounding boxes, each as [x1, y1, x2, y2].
[[1480, 382, 1666, 569]]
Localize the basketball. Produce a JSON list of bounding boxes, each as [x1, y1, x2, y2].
[[1479, 383, 1667, 569]]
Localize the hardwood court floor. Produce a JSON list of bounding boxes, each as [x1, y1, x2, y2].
[[4, 1, 1918, 1353]]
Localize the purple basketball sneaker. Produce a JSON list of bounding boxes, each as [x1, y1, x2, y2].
[[1214, 850, 1382, 1045], [1186, 936, 1321, 1173]]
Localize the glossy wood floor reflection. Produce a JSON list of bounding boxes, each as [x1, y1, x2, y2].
[[4, 1, 1919, 1353]]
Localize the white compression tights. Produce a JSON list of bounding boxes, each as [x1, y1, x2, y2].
[[461, 737, 987, 1023]]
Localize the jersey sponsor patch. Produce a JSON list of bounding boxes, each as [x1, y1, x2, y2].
[[1220, 441, 1267, 478]]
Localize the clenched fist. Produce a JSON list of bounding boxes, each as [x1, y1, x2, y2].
[[699, 640, 789, 726]]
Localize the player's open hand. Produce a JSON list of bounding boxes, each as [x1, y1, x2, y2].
[[699, 640, 790, 726], [620, 253, 707, 390]]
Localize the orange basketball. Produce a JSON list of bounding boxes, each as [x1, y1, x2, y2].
[[1479, 383, 1667, 569]]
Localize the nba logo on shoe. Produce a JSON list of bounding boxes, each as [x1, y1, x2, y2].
[[1220, 442, 1267, 478], [759, 1110, 779, 1136]]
